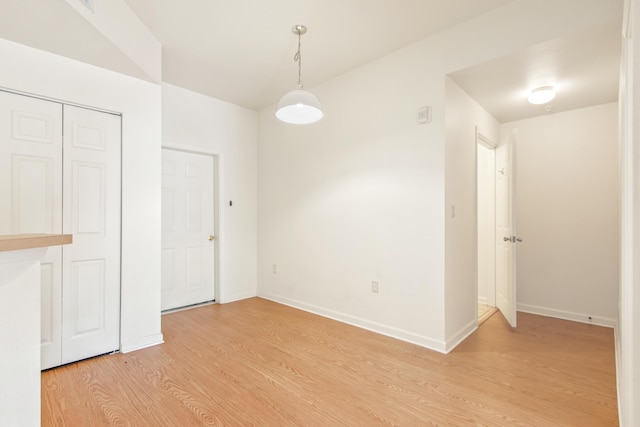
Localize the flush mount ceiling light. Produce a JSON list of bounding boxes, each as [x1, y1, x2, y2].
[[276, 25, 323, 125], [528, 86, 556, 105]]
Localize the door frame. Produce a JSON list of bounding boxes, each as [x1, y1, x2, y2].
[[476, 128, 497, 317], [161, 141, 221, 306]]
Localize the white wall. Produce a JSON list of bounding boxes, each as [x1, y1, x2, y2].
[[500, 103, 619, 326], [63, 0, 161, 82], [0, 0, 160, 84], [256, 0, 622, 354], [258, 36, 448, 350], [444, 78, 499, 349], [0, 38, 163, 352], [162, 83, 258, 303]]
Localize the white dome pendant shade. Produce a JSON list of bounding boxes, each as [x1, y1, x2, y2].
[[276, 89, 323, 124], [276, 25, 323, 125]]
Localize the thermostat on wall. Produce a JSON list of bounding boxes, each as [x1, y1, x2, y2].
[[417, 106, 431, 125]]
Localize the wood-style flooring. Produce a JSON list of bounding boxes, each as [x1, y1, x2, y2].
[[41, 297, 618, 426], [478, 303, 498, 325]]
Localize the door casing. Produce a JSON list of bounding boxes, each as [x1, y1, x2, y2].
[[162, 146, 220, 311]]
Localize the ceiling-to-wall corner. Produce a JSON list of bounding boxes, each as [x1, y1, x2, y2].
[[63, 0, 161, 83], [0, 0, 161, 84]]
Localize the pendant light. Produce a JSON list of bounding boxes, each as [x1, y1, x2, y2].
[[276, 25, 323, 124]]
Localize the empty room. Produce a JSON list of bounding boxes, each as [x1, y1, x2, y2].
[[0, 0, 639, 425]]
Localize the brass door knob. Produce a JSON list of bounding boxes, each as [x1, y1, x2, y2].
[[209, 235, 215, 241]]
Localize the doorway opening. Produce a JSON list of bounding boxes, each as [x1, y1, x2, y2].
[[476, 129, 498, 324], [476, 128, 519, 328]]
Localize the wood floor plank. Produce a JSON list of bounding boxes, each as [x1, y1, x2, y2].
[[42, 297, 618, 426]]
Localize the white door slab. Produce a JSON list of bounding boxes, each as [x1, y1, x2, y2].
[[161, 149, 216, 311], [495, 129, 518, 328], [0, 90, 64, 369], [61, 105, 121, 364]]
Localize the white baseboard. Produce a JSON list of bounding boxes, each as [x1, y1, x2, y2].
[[517, 303, 617, 328], [258, 293, 447, 354], [477, 296, 488, 305], [444, 319, 477, 354], [219, 291, 256, 304], [120, 333, 164, 353]]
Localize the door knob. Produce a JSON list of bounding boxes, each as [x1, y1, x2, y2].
[[516, 237, 523, 242], [503, 236, 511, 242], [209, 235, 215, 241]]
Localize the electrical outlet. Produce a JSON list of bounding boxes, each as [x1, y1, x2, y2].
[[272, 264, 277, 274], [371, 281, 379, 293]]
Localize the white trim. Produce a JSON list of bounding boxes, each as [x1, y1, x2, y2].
[[614, 324, 624, 426], [0, 86, 121, 116], [120, 333, 164, 353], [258, 293, 447, 353], [617, 3, 637, 423], [517, 303, 617, 328], [476, 127, 497, 310], [161, 140, 224, 305], [624, 0, 632, 38], [477, 130, 497, 148], [219, 291, 256, 304], [444, 319, 478, 354], [161, 300, 216, 314], [162, 139, 222, 156]]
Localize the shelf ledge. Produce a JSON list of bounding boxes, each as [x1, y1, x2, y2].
[[0, 234, 73, 252]]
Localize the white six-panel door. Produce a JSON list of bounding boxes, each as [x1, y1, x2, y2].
[[0, 90, 121, 369], [0, 91, 63, 369], [161, 149, 215, 311], [61, 105, 121, 364]]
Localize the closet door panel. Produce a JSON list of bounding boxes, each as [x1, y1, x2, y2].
[[0, 91, 64, 369], [40, 261, 57, 363], [0, 92, 62, 234], [61, 105, 121, 364], [72, 162, 106, 235], [11, 155, 55, 233]]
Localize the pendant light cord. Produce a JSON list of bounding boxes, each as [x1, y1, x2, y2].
[[294, 30, 303, 89]]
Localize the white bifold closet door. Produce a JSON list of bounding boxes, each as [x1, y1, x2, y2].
[[60, 105, 121, 366], [0, 92, 63, 369], [0, 91, 121, 369]]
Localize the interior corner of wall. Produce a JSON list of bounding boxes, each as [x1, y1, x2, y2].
[[65, 0, 162, 83], [444, 318, 477, 354], [120, 333, 164, 353]]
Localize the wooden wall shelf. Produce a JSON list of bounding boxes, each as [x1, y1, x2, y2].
[[0, 234, 73, 252]]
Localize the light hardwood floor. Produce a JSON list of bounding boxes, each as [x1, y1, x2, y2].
[[478, 303, 498, 325], [42, 298, 618, 426]]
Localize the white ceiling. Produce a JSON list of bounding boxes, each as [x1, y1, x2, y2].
[[0, 0, 152, 83], [0, 0, 623, 122], [122, 0, 516, 110], [448, 22, 622, 123]]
